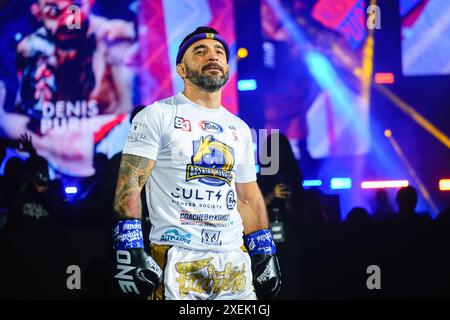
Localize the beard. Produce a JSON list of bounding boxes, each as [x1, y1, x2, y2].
[[185, 63, 229, 92], [50, 20, 90, 50]]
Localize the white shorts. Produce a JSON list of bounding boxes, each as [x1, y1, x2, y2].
[[151, 245, 256, 300]]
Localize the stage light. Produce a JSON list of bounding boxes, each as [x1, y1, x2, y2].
[[439, 179, 450, 191], [374, 72, 395, 84], [255, 164, 260, 174], [303, 179, 323, 188], [238, 79, 257, 91], [330, 178, 352, 190], [384, 130, 439, 216], [65, 186, 78, 194], [361, 180, 408, 189], [237, 47, 248, 59], [263, 41, 275, 68], [376, 84, 450, 149], [384, 129, 392, 137]]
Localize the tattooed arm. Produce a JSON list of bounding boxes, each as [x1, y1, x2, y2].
[[113, 154, 155, 220], [112, 154, 162, 298]]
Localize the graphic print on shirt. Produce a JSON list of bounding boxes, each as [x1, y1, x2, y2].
[[199, 120, 223, 134], [186, 135, 235, 187]]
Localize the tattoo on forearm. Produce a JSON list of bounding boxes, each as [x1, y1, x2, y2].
[[114, 154, 153, 220]]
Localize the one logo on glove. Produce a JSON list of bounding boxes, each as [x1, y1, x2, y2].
[[175, 258, 246, 297], [115, 250, 140, 294]]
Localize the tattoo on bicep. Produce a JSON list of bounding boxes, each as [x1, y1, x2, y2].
[[114, 154, 153, 220]]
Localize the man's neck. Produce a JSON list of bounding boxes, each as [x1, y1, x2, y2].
[[183, 84, 222, 109]]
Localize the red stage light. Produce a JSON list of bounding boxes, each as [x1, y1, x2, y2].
[[374, 72, 395, 84], [361, 180, 409, 189]]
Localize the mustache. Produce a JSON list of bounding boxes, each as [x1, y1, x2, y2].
[[202, 63, 224, 73]]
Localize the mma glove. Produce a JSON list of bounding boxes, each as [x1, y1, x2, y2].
[[244, 228, 282, 299], [112, 219, 162, 299]]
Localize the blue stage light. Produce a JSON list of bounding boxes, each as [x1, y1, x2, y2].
[[330, 178, 352, 190], [238, 79, 257, 91], [302, 179, 323, 188], [65, 186, 78, 194]]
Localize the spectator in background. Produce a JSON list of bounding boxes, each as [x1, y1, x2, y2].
[[6, 133, 68, 229], [258, 131, 326, 225], [346, 207, 371, 224], [302, 188, 328, 224], [258, 132, 304, 225], [258, 131, 304, 299], [2, 157, 26, 229], [394, 186, 431, 222], [372, 189, 395, 222], [8, 155, 56, 229]]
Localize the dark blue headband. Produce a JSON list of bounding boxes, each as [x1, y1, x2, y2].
[[176, 32, 230, 65]]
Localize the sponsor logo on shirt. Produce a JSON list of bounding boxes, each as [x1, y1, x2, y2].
[[128, 122, 149, 142], [174, 116, 191, 131], [170, 187, 225, 210], [226, 189, 236, 210], [186, 135, 235, 187], [127, 131, 148, 142], [160, 228, 192, 244], [199, 120, 223, 134], [171, 187, 222, 202], [228, 125, 238, 141], [133, 121, 147, 129], [179, 211, 230, 228], [201, 229, 222, 246]]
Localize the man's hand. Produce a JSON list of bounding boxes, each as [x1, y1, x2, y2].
[[244, 229, 282, 299], [273, 183, 292, 199], [113, 219, 162, 299], [18, 133, 37, 156]]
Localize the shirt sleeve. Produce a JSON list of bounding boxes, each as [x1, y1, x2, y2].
[[235, 123, 257, 183], [122, 104, 166, 160]]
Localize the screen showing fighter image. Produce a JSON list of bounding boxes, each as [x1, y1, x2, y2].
[[0, 0, 137, 176], [0, 0, 238, 177]]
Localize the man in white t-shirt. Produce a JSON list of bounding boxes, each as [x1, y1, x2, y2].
[[112, 26, 281, 300]]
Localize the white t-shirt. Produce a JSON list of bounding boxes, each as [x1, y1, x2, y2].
[[122, 93, 256, 252]]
